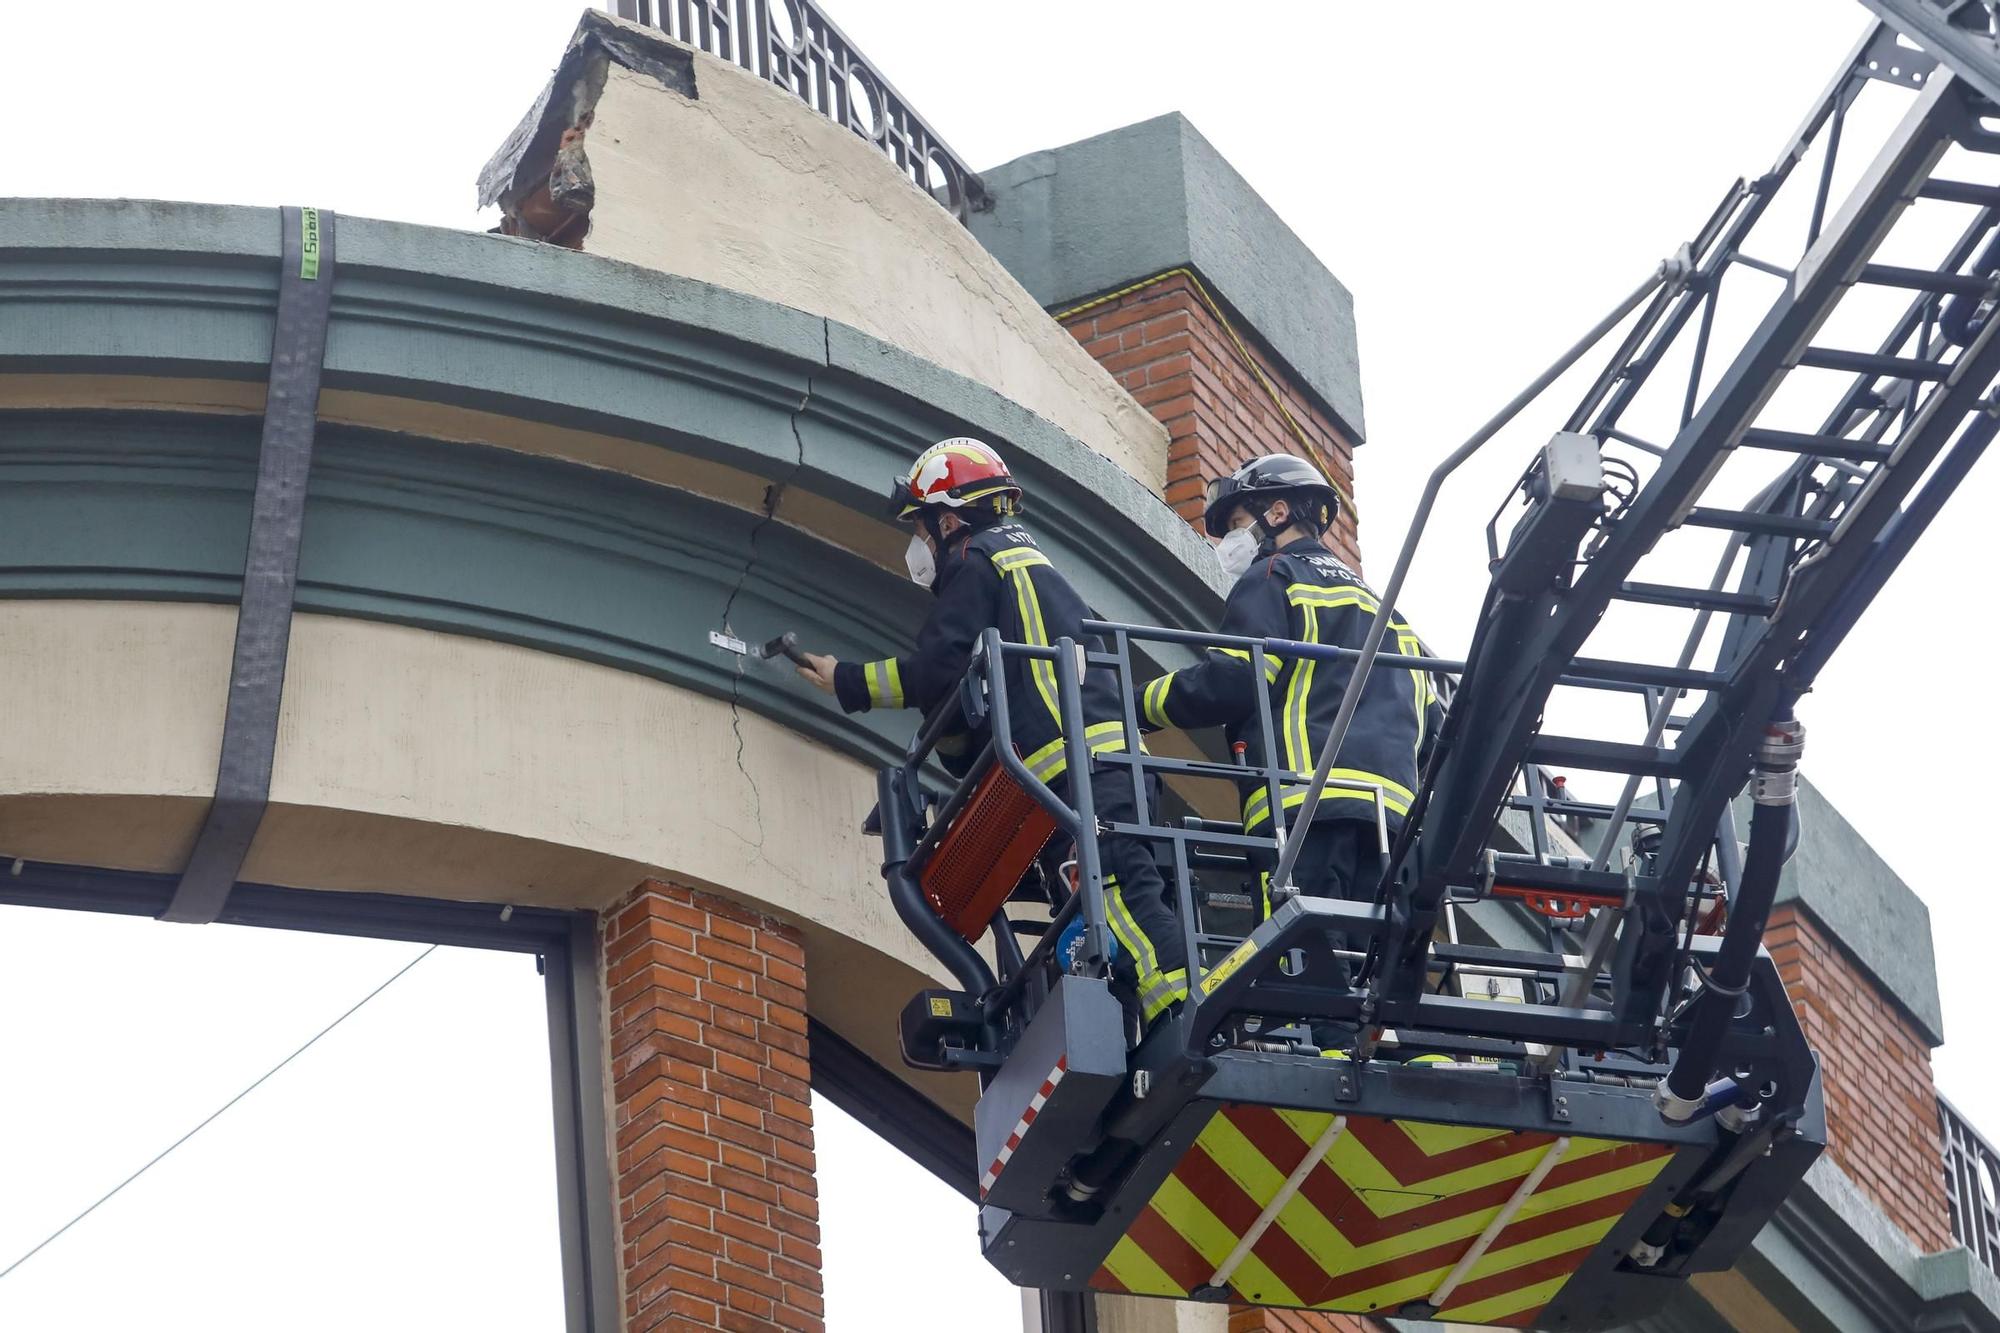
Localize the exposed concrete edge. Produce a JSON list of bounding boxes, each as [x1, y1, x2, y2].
[[476, 8, 696, 216]]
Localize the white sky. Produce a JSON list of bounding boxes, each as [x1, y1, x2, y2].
[[3, 2, 1995, 1330]]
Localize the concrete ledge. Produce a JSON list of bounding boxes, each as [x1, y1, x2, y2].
[[970, 112, 1365, 442], [1743, 1155, 2000, 1332], [1753, 777, 1944, 1044]]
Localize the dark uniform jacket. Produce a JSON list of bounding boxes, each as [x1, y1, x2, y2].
[[834, 522, 1127, 784], [1139, 538, 1442, 834]]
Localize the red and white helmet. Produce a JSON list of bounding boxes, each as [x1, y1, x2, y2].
[[888, 437, 1021, 519]]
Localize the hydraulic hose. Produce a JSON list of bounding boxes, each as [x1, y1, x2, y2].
[[877, 768, 996, 996], [1656, 713, 1804, 1120]]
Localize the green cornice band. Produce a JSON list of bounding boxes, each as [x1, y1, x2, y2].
[[0, 199, 1231, 771]]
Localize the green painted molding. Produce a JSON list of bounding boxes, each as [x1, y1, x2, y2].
[[1747, 1156, 2000, 1332], [0, 411, 921, 769], [0, 198, 1223, 583], [969, 112, 1366, 443], [1601, 1155, 2000, 1333], [0, 199, 1232, 748]]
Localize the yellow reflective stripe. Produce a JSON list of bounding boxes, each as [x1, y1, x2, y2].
[[1285, 582, 1410, 616], [1399, 629, 1426, 748], [863, 658, 905, 708], [1108, 1105, 1673, 1315], [1320, 1141, 1667, 1315], [1103, 873, 1156, 979], [1398, 1120, 1514, 1154], [1151, 1171, 1304, 1306], [1022, 722, 1127, 781], [991, 541, 1055, 723], [1217, 645, 1282, 682], [1143, 674, 1174, 729], [1242, 771, 1414, 827], [1286, 581, 1371, 599], [1100, 1234, 1185, 1298], [989, 546, 1051, 572], [1141, 968, 1188, 1021], [1444, 1274, 1572, 1326], [1244, 769, 1415, 810], [999, 557, 1063, 729], [1283, 603, 1318, 774], [1103, 874, 1185, 1021]]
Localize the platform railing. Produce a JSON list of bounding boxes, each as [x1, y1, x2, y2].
[[1941, 1093, 2000, 1275], [887, 619, 1454, 1038], [879, 616, 1823, 1118], [608, 0, 990, 220]]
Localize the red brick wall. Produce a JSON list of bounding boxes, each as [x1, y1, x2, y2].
[[1764, 903, 1954, 1252], [1058, 270, 1362, 569], [604, 880, 823, 1332]]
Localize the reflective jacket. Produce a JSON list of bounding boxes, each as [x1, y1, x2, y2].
[[834, 522, 1127, 784], [1138, 539, 1442, 833]]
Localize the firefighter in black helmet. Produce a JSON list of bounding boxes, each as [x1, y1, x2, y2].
[[797, 438, 1189, 1028], [1135, 453, 1442, 951]]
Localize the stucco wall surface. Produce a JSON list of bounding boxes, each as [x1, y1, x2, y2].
[[0, 599, 970, 1116], [569, 17, 1170, 491]]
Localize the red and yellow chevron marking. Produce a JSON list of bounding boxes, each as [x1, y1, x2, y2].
[[1088, 1106, 1674, 1327]]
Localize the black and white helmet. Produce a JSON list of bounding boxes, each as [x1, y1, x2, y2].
[[1201, 453, 1340, 538]]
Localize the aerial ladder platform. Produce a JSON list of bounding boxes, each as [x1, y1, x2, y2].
[[872, 3, 2000, 1325]]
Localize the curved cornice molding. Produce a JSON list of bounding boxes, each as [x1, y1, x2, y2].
[[0, 411, 941, 771], [0, 199, 1226, 654]]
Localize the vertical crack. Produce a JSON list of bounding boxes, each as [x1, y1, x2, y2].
[[718, 368, 813, 851]]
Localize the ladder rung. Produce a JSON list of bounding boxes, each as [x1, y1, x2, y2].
[[1567, 657, 1726, 691], [1505, 794, 1669, 821], [1797, 346, 1951, 381], [1918, 179, 2000, 208], [1484, 859, 1632, 899], [1616, 581, 1779, 615], [1738, 427, 1893, 462], [1524, 736, 1681, 778], [1857, 263, 1998, 297], [1682, 508, 1838, 539]]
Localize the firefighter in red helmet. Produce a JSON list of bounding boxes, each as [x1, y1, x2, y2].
[[798, 437, 1189, 1027]]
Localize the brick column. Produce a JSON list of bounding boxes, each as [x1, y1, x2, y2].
[[604, 880, 823, 1332], [1764, 903, 1954, 1251], [1058, 271, 1362, 569]]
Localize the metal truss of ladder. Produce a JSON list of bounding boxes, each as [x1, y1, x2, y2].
[[1371, 18, 2000, 1043]]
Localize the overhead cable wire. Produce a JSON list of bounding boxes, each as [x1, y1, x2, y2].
[[0, 943, 439, 1283]]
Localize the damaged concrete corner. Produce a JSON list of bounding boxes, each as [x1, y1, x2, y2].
[[477, 10, 700, 248]]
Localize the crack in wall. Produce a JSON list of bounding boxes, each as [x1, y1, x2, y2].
[[717, 353, 816, 855]]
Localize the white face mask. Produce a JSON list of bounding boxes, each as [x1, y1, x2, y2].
[[1215, 526, 1261, 581], [905, 534, 937, 587]]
